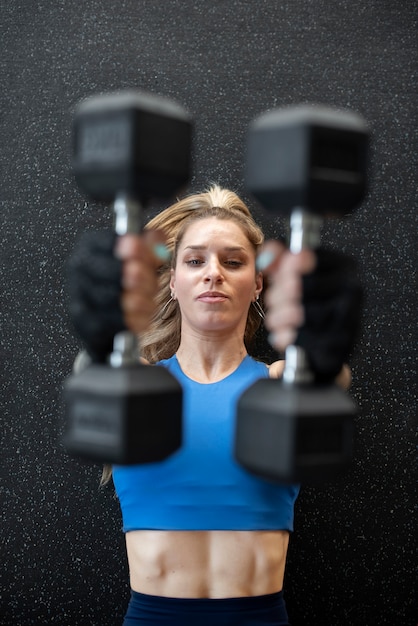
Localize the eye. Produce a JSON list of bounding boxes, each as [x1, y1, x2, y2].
[[225, 259, 244, 267], [185, 258, 204, 266]]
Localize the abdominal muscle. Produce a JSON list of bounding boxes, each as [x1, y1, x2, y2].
[[125, 529, 290, 598]]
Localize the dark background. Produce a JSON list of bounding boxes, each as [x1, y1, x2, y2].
[[1, 1, 416, 624]]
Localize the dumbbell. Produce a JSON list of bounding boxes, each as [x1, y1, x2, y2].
[[235, 105, 369, 483], [63, 90, 193, 464]]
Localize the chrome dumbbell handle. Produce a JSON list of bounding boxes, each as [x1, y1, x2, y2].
[[283, 208, 322, 385], [109, 192, 143, 367]]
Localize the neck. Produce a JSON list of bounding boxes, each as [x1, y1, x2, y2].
[[176, 330, 247, 383]]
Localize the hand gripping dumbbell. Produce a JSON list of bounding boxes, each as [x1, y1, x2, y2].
[[235, 105, 369, 483], [63, 90, 193, 464]]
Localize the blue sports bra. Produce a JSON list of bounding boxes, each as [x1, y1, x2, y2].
[[112, 355, 300, 531]]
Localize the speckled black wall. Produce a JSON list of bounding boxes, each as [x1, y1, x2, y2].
[[1, 1, 416, 625]]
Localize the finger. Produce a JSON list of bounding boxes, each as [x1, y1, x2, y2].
[[121, 290, 157, 333], [275, 248, 317, 280], [265, 301, 305, 334], [122, 260, 159, 291], [114, 234, 144, 259], [115, 232, 169, 267], [264, 272, 303, 307], [268, 328, 298, 353], [123, 312, 154, 335], [116, 233, 167, 294]]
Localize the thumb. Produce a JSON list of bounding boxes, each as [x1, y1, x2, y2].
[[257, 240, 316, 278], [143, 228, 171, 266], [256, 240, 287, 273]]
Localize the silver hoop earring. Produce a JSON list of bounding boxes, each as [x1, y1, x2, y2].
[[252, 297, 265, 320], [160, 297, 176, 321]]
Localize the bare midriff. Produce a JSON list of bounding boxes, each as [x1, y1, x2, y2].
[[125, 529, 290, 598]]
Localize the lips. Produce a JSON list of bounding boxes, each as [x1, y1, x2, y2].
[[197, 291, 228, 302]]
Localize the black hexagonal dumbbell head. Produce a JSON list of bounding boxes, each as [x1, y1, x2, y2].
[[72, 90, 193, 203], [235, 105, 369, 483], [235, 377, 356, 484], [63, 359, 182, 465], [246, 104, 369, 217]]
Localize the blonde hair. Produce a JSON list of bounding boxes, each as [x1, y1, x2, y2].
[[100, 185, 264, 486], [141, 184, 264, 363]]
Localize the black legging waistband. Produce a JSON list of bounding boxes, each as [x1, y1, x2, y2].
[[123, 589, 290, 625]]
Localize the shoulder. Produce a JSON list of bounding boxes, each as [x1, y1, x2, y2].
[[242, 356, 280, 378], [156, 355, 176, 367]]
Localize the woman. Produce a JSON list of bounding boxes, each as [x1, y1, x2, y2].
[[69, 185, 354, 625]]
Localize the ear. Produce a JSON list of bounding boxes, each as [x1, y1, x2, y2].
[[169, 268, 176, 294], [254, 271, 263, 300]]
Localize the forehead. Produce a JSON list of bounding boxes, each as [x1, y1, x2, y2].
[[179, 217, 252, 249]]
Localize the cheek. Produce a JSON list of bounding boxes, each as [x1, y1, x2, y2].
[[239, 273, 258, 296], [171, 269, 192, 298]]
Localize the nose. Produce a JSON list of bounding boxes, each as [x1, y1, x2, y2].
[[203, 257, 224, 283]]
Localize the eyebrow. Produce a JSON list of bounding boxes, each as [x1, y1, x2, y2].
[[183, 245, 247, 252]]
